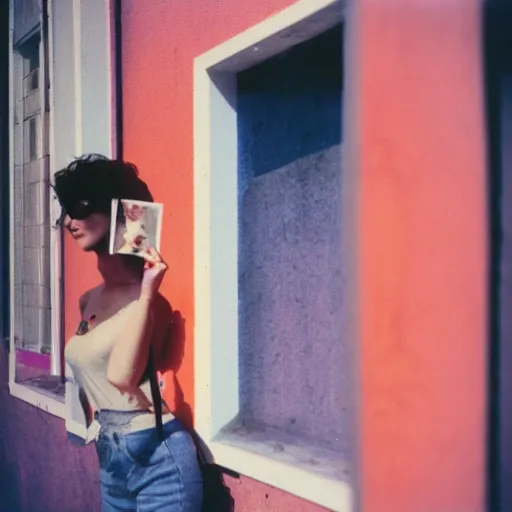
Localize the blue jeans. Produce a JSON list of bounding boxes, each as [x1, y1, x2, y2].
[[94, 411, 203, 512]]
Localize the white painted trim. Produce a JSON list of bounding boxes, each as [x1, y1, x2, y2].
[[66, 417, 87, 439], [78, 0, 117, 158], [9, 382, 66, 418], [107, 0, 118, 158], [193, 1, 350, 510], [193, 63, 213, 442], [72, 0, 82, 156], [195, 0, 344, 73], [212, 440, 351, 512], [193, 67, 240, 442], [47, 0, 63, 377], [8, 0, 16, 391]]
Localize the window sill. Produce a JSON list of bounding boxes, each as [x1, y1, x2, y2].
[[9, 381, 87, 439], [9, 380, 66, 417], [210, 428, 353, 512]]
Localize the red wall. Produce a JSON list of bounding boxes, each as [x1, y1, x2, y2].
[[60, 0, 488, 511], [357, 0, 487, 511]]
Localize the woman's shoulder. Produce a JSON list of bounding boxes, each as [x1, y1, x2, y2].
[[78, 285, 102, 314]]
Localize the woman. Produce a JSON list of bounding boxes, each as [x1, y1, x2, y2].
[[54, 154, 203, 512]]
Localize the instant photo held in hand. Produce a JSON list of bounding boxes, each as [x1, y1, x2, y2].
[[109, 199, 163, 256]]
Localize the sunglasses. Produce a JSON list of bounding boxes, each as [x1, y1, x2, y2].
[[58, 200, 98, 223]]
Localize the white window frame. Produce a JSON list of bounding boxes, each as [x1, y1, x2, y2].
[[8, 0, 117, 431], [193, 1, 352, 510]]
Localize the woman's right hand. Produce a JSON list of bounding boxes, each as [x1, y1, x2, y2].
[[140, 246, 168, 301]]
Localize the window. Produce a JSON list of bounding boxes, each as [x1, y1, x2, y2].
[[7, 0, 118, 427], [9, 0, 65, 410], [193, 1, 352, 510], [14, 33, 51, 356]]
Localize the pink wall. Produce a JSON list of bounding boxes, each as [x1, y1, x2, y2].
[[356, 0, 487, 511]]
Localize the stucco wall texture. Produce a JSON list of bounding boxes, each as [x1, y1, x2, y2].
[[237, 25, 345, 456]]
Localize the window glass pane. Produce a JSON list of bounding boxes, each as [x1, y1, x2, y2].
[[21, 34, 40, 77], [12, 22, 60, 394], [13, 159, 56, 390], [20, 35, 40, 96], [28, 68, 38, 93], [27, 117, 37, 161], [12, 159, 51, 355]]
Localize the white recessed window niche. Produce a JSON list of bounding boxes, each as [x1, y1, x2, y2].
[[193, 1, 352, 511]]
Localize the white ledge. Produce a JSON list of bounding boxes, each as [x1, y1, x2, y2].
[[211, 432, 352, 512], [9, 381, 66, 418]]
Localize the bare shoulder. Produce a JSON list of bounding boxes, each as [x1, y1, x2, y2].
[[78, 285, 102, 315]]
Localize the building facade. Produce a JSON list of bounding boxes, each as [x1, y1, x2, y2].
[[0, 0, 495, 511]]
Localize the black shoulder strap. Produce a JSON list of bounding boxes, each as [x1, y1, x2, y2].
[[147, 347, 164, 441], [148, 347, 211, 469]]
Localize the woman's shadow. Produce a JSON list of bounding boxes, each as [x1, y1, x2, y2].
[[154, 297, 236, 512]]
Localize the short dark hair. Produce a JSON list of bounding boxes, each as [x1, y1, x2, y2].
[[53, 154, 153, 215]]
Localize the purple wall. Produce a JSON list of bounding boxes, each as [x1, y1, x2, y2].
[[0, 346, 101, 512]]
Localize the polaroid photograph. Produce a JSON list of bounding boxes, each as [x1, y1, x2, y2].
[[109, 199, 163, 257]]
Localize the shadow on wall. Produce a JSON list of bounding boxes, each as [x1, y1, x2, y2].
[[237, 23, 342, 179], [153, 302, 236, 511], [150, 296, 194, 429]]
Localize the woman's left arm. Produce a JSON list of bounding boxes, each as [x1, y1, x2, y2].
[[106, 247, 168, 391]]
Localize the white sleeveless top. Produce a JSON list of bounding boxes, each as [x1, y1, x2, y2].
[[65, 291, 173, 436]]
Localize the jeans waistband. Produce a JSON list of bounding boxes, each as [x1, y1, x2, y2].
[[94, 409, 147, 428], [94, 409, 184, 437]]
